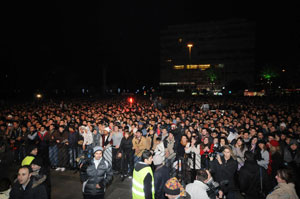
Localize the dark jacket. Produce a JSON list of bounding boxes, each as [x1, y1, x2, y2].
[[154, 165, 170, 199], [68, 130, 79, 148], [239, 160, 268, 198], [119, 136, 133, 153], [210, 157, 238, 193], [9, 178, 47, 199], [80, 157, 113, 196]]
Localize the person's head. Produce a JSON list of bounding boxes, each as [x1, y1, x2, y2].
[[156, 137, 162, 145], [196, 169, 211, 183], [93, 146, 103, 160], [17, 166, 32, 186], [236, 137, 244, 147], [244, 151, 255, 161], [124, 131, 130, 139], [142, 150, 153, 165], [0, 177, 11, 192], [289, 139, 298, 151], [164, 177, 183, 199], [30, 158, 43, 172], [276, 168, 294, 184], [243, 132, 250, 139], [135, 130, 142, 138], [58, 125, 64, 133], [28, 145, 38, 156], [257, 140, 266, 151], [222, 145, 234, 160]]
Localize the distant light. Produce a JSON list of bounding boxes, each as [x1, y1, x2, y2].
[[178, 38, 183, 43], [36, 94, 42, 99], [187, 43, 193, 48], [282, 69, 286, 72], [222, 87, 225, 89], [128, 97, 134, 104], [229, 91, 232, 94]]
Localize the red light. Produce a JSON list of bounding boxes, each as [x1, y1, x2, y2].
[[128, 97, 133, 104]]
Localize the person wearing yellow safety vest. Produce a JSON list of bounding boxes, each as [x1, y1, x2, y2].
[[21, 145, 38, 166], [132, 150, 155, 199]]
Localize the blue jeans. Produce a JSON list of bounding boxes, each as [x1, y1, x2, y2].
[[49, 145, 58, 167], [69, 147, 78, 168]]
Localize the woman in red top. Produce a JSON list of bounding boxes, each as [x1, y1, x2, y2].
[[200, 137, 214, 168]]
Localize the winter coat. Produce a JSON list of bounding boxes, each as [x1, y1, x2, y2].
[[284, 148, 300, 167], [186, 180, 210, 199], [238, 160, 269, 198], [257, 149, 269, 170], [154, 165, 170, 199], [119, 136, 133, 153], [266, 183, 299, 199], [9, 178, 47, 199], [80, 157, 113, 196], [210, 156, 238, 193], [132, 136, 147, 157], [185, 143, 201, 170]]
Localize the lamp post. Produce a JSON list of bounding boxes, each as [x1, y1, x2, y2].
[[187, 43, 193, 65]]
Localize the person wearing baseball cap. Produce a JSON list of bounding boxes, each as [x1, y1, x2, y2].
[[80, 146, 112, 199]]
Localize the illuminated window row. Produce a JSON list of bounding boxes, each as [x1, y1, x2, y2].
[[173, 64, 211, 70], [159, 82, 195, 86]]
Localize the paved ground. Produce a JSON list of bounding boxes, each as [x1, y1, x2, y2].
[[51, 170, 132, 199]]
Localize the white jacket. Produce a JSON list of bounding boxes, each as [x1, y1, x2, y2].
[[186, 180, 209, 199]]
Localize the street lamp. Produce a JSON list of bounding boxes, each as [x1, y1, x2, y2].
[[187, 43, 193, 64]]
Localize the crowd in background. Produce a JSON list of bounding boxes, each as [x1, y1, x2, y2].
[[0, 96, 299, 198]]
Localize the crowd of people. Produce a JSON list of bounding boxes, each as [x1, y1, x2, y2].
[[0, 96, 299, 199]]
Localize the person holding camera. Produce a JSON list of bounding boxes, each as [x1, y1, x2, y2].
[[186, 169, 223, 199], [209, 145, 238, 199]]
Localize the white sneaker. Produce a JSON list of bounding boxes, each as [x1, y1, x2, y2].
[[61, 167, 65, 172], [55, 167, 61, 171]]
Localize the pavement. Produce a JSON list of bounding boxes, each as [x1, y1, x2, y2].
[[51, 170, 132, 199]]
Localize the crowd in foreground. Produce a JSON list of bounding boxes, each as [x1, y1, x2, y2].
[[0, 96, 299, 199]]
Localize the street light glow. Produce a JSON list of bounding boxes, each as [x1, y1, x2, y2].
[[36, 94, 42, 99], [187, 43, 193, 48]]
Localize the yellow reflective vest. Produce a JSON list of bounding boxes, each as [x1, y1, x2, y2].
[[132, 165, 154, 199], [21, 155, 35, 166]]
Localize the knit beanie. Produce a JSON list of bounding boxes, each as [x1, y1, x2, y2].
[[164, 177, 184, 196]]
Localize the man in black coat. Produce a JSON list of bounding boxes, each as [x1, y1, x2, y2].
[[80, 146, 113, 199], [10, 165, 48, 199], [238, 151, 270, 199], [153, 154, 170, 199]]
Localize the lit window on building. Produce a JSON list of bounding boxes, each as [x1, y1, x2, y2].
[[173, 65, 185, 70]]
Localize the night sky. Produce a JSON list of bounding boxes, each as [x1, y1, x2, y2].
[[1, 1, 299, 92]]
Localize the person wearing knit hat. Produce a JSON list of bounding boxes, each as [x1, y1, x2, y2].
[[269, 140, 279, 147], [164, 177, 190, 199], [80, 145, 112, 199]]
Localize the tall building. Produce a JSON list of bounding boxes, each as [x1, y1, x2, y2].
[[160, 19, 256, 93]]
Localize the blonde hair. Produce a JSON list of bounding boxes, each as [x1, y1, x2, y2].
[[222, 145, 236, 160]]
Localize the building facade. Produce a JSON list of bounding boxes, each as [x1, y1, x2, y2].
[[160, 19, 256, 94]]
